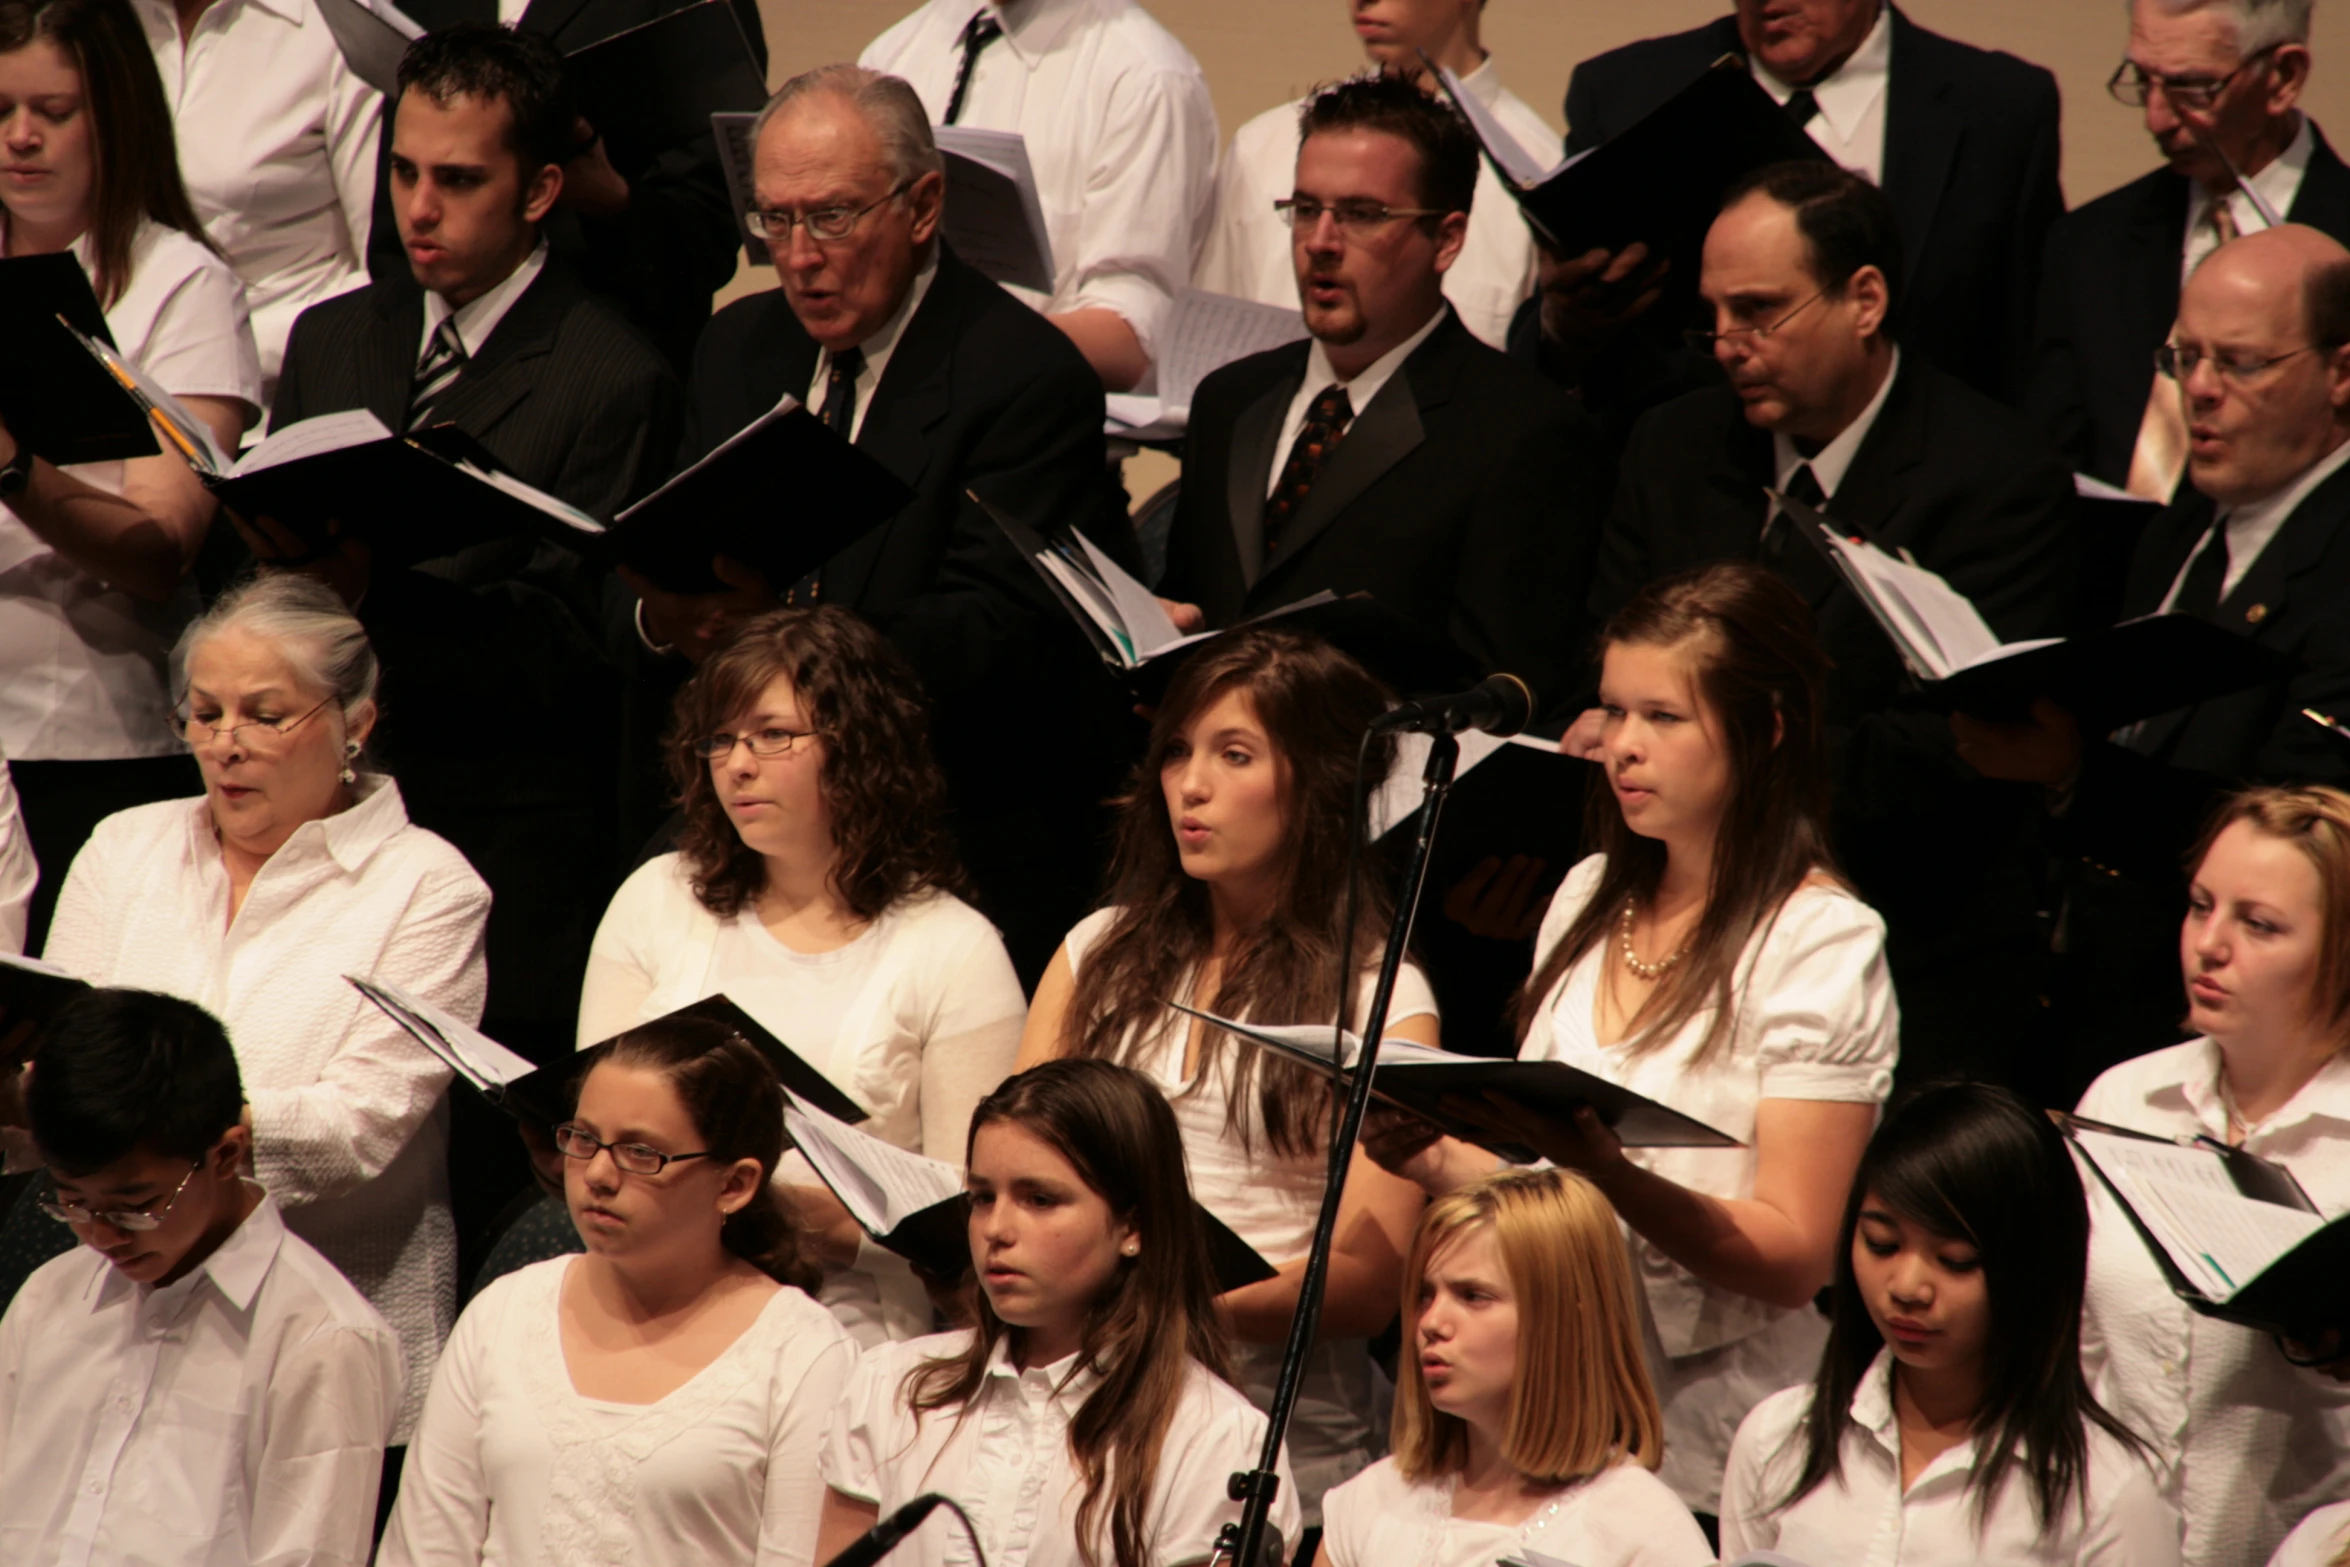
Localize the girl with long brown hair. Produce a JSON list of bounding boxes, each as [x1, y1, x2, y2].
[[1016, 626, 1438, 1524], [1368, 563, 1899, 1521], [814, 1058, 1298, 1567]]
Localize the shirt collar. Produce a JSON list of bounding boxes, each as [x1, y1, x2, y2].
[[1753, 2, 1890, 144], [421, 238, 550, 361], [2175, 1035, 2350, 1140], [1849, 1345, 1984, 1477], [983, 0, 1084, 66], [817, 249, 938, 389], [2219, 428, 2350, 538], [1303, 302, 1448, 414], [93, 1184, 283, 1313], [186, 772, 414, 881], [983, 1333, 1104, 1414], [1775, 347, 1901, 499]]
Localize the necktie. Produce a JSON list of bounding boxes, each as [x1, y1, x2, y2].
[[1783, 88, 1820, 129], [1261, 384, 1354, 567], [942, 10, 1002, 126], [407, 316, 467, 431], [1763, 462, 1827, 564], [2128, 204, 2244, 501], [793, 346, 867, 605], [2172, 517, 2232, 622]]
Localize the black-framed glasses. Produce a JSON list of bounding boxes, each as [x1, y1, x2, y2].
[[692, 726, 821, 761], [40, 1162, 200, 1232], [176, 694, 335, 752], [2155, 341, 2327, 383], [552, 1124, 713, 1176], [1684, 287, 1831, 354], [2107, 45, 2281, 112], [1274, 195, 1447, 238], [747, 179, 914, 244]]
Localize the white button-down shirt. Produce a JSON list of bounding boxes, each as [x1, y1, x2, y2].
[[1322, 1454, 1714, 1567], [1721, 1349, 2182, 1567], [43, 777, 490, 1440], [1752, 1, 1892, 186], [824, 1329, 1298, 1567], [1772, 349, 1901, 527], [0, 1190, 404, 1567], [2077, 1039, 2350, 1567], [860, 0, 1217, 367], [416, 237, 547, 366], [1193, 56, 1552, 350]]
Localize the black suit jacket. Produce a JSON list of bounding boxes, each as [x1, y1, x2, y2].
[[1161, 309, 1605, 705], [2026, 123, 2350, 485]]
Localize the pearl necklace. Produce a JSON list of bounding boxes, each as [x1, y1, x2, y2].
[[1618, 901, 1689, 980]]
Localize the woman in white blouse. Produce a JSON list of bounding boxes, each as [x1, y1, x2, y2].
[[1321, 1168, 1712, 1567], [1721, 1081, 2179, 1567], [580, 606, 1025, 1345], [0, 0, 261, 939], [1017, 626, 1438, 1525], [44, 574, 489, 1440], [1369, 564, 1899, 1517], [2077, 784, 2350, 1567], [818, 1057, 1297, 1567], [385, 1015, 855, 1567]]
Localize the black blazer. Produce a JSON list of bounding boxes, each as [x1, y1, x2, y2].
[[1561, 4, 2064, 405], [1160, 309, 1605, 705], [2026, 122, 2350, 485]]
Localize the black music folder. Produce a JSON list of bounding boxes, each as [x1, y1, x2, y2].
[[562, 0, 767, 165], [0, 254, 159, 466]]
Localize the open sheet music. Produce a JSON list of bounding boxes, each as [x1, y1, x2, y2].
[[781, 1093, 968, 1271], [934, 126, 1057, 296], [348, 975, 578, 1123], [1107, 291, 1311, 438]]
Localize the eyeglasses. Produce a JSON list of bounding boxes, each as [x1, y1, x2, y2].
[[692, 726, 820, 761], [1684, 287, 1830, 354], [177, 694, 335, 752], [40, 1162, 200, 1232], [2155, 341, 2328, 383], [1274, 196, 1447, 238], [747, 180, 913, 244], [2107, 45, 2280, 112], [552, 1124, 713, 1176]]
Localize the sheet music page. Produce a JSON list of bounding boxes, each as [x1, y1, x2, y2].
[[1158, 291, 1310, 416], [1035, 551, 1133, 662], [1074, 531, 1183, 657], [709, 110, 769, 264], [1432, 65, 1561, 186], [935, 127, 1055, 295], [1822, 531, 2004, 677], [2073, 1128, 2327, 1299], [783, 1094, 963, 1233], [347, 974, 538, 1090], [1166, 1005, 1468, 1070], [66, 326, 232, 475], [234, 409, 395, 476], [1367, 730, 1508, 838], [2075, 472, 2155, 504], [0, 950, 79, 981], [457, 462, 607, 534]]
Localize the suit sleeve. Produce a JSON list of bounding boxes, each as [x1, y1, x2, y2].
[[1458, 396, 1609, 704], [1996, 70, 2068, 405], [2024, 218, 2099, 477], [1587, 406, 1667, 633]]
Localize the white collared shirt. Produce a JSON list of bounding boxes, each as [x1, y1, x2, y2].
[[0, 219, 261, 763], [805, 252, 940, 445], [43, 777, 490, 1441], [860, 0, 1218, 366], [1193, 56, 1553, 350], [2076, 1039, 2350, 1567], [2159, 433, 2350, 611], [823, 1328, 1298, 1567], [0, 1189, 404, 1567], [2269, 1502, 2350, 1567], [1720, 1349, 2182, 1567], [1265, 304, 1448, 498], [2185, 116, 2314, 281], [1771, 348, 1902, 530], [130, 0, 381, 400], [1752, 1, 1892, 186], [1321, 1455, 1713, 1567], [416, 237, 549, 367]]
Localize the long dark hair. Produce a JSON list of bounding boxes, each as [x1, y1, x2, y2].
[[906, 1060, 1231, 1567], [667, 606, 969, 923], [0, 0, 216, 307], [1060, 627, 1397, 1157], [1515, 563, 1837, 1066], [1785, 1081, 2149, 1530]]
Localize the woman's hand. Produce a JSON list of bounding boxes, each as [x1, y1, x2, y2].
[[1456, 1094, 1630, 1183], [1361, 1105, 1502, 1196], [776, 1182, 866, 1271]]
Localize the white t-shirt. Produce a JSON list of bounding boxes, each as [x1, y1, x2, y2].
[[1321, 1454, 1713, 1567], [0, 220, 261, 761], [380, 1256, 855, 1567], [2076, 1040, 2350, 1567], [821, 1328, 1298, 1567], [2268, 1502, 2350, 1567], [1061, 905, 1439, 1522], [1720, 1351, 2182, 1567], [1520, 855, 1899, 1512]]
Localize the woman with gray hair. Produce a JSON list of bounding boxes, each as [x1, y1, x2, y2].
[[37, 572, 491, 1445]]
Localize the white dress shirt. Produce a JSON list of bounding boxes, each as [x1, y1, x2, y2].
[[43, 777, 490, 1441], [0, 219, 261, 763], [1520, 855, 1900, 1513], [1061, 906, 1439, 1523], [1752, 1, 1892, 186], [2268, 1502, 2350, 1567], [0, 1189, 405, 1567], [1720, 1350, 2183, 1567], [2158, 434, 2350, 611], [1321, 1455, 1714, 1567], [417, 238, 548, 365], [2186, 116, 2314, 280], [2076, 1039, 2350, 1567], [381, 1256, 856, 1567], [1266, 303, 1448, 498], [578, 856, 1026, 1344], [860, 0, 1217, 366], [1193, 56, 1551, 350], [132, 0, 381, 399], [822, 1329, 1299, 1567], [807, 253, 940, 445], [0, 757, 33, 953], [1772, 348, 1900, 523]]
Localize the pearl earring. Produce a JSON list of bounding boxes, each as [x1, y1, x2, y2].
[[1120, 1240, 1140, 1258], [341, 739, 359, 786]]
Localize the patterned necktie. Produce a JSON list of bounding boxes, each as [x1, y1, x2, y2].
[[407, 315, 468, 431], [2172, 517, 2232, 623], [1261, 383, 1354, 566], [942, 10, 1003, 125], [1783, 88, 1820, 129], [1763, 462, 1827, 564]]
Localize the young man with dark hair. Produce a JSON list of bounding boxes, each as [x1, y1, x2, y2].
[[0, 988, 403, 1567]]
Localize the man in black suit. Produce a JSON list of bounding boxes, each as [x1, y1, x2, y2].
[[1160, 73, 1602, 706], [1590, 161, 2080, 1084], [2030, 0, 2350, 492], [1964, 224, 2350, 1102], [625, 64, 1129, 984]]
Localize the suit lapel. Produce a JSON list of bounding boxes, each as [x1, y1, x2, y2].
[[422, 267, 573, 441], [363, 283, 427, 431], [2287, 124, 2350, 234], [823, 254, 961, 607], [1226, 357, 1301, 587], [1800, 361, 1925, 612], [2217, 459, 2350, 631], [1880, 8, 1961, 279]]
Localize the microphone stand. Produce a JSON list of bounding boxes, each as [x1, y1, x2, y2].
[[1213, 731, 1462, 1567]]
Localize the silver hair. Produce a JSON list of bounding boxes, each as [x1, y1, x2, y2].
[[171, 573, 381, 733], [2140, 0, 2314, 58], [751, 64, 945, 186]]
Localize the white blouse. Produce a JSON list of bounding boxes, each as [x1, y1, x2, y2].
[[822, 1328, 1297, 1567], [0, 757, 33, 954], [1061, 905, 1438, 1523], [44, 778, 489, 1441], [1521, 855, 1899, 1512], [2268, 1502, 2350, 1567], [1320, 1455, 1714, 1567], [2077, 1039, 2350, 1567], [578, 856, 1026, 1344], [1720, 1351, 2183, 1567], [381, 1256, 856, 1567]]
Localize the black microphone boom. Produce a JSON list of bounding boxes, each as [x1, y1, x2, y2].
[[822, 1494, 952, 1567], [1368, 673, 1534, 737]]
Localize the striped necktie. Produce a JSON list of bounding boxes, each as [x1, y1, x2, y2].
[[407, 316, 468, 432], [942, 10, 1003, 126]]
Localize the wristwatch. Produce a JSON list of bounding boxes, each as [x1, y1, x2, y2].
[[0, 445, 29, 498]]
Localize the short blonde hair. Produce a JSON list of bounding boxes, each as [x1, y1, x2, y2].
[[2190, 783, 2350, 1038], [1390, 1168, 1665, 1485]]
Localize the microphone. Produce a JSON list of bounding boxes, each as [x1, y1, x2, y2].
[[822, 1494, 951, 1567], [1368, 674, 1535, 737]]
